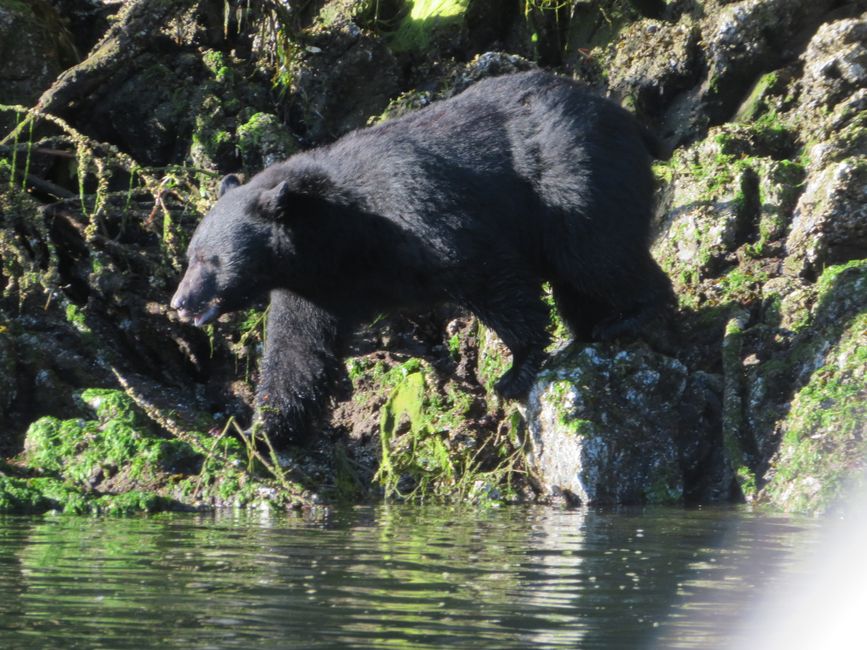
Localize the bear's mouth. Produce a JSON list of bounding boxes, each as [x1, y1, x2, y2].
[[177, 303, 221, 327]]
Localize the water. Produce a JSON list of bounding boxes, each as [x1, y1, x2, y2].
[[0, 506, 821, 649]]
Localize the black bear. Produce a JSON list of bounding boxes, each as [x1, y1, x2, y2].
[[171, 70, 674, 443]]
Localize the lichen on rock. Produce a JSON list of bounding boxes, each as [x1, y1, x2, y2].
[[525, 344, 692, 506]]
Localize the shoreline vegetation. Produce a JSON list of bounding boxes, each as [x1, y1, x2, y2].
[[1, 0, 864, 515]]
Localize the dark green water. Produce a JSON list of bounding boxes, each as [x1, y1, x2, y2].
[[0, 506, 819, 649]]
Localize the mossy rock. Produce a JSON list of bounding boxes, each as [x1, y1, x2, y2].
[[526, 344, 689, 505], [23, 388, 199, 486], [236, 111, 297, 172], [5, 389, 308, 514], [390, 0, 469, 52], [760, 310, 867, 514]]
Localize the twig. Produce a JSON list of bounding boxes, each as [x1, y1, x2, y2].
[[109, 365, 212, 457], [25, 174, 76, 199]]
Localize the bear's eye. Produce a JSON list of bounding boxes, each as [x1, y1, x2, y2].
[[192, 252, 221, 268]]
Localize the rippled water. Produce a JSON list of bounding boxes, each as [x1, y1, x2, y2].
[[0, 506, 820, 648]]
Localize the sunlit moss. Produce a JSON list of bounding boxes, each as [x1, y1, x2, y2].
[[390, 0, 469, 51]]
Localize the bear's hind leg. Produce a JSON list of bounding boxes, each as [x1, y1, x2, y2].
[[550, 281, 611, 341], [468, 278, 550, 400], [255, 289, 341, 444], [590, 257, 675, 341]]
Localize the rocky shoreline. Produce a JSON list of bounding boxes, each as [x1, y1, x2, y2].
[[1, 0, 864, 514]]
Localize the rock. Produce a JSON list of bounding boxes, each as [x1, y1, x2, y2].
[[47, 0, 123, 56], [758, 262, 867, 513], [0, 327, 15, 443], [448, 51, 535, 95], [702, 0, 833, 122], [287, 19, 400, 143], [797, 16, 867, 137], [526, 344, 694, 505], [784, 17, 867, 279], [0, 0, 75, 124], [606, 18, 701, 117], [653, 129, 762, 289], [236, 111, 297, 172], [785, 158, 867, 278]]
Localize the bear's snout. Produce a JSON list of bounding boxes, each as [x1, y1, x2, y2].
[[170, 287, 194, 321], [171, 276, 221, 327]]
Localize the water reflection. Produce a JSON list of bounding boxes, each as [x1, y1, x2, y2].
[[0, 506, 818, 648]]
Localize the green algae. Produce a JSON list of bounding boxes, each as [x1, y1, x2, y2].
[[721, 311, 758, 499], [23, 388, 200, 488], [390, 0, 469, 51], [735, 71, 781, 123], [236, 111, 296, 172], [2, 389, 307, 515], [374, 360, 521, 504], [761, 313, 867, 513], [476, 324, 513, 396]]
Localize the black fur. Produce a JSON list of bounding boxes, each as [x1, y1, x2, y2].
[[171, 70, 675, 443]]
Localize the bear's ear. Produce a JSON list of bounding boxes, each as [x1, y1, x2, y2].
[[257, 180, 294, 219], [218, 174, 242, 197]]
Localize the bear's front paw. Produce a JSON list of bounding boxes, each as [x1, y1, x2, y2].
[[253, 394, 313, 446]]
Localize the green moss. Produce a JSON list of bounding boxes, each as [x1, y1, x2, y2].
[[762, 313, 867, 513], [652, 160, 674, 185], [377, 369, 448, 498], [64, 303, 91, 333], [201, 50, 232, 83], [815, 259, 867, 301], [23, 390, 199, 488], [390, 0, 469, 51], [645, 466, 686, 505], [371, 90, 433, 125], [447, 332, 461, 359], [0, 473, 169, 516], [735, 72, 780, 122], [0, 1, 30, 14], [545, 380, 590, 435], [7, 388, 305, 514], [717, 267, 768, 304], [476, 324, 511, 395], [236, 111, 296, 171], [542, 282, 570, 346]]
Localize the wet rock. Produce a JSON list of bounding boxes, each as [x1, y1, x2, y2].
[[653, 129, 762, 289], [449, 51, 535, 94], [653, 119, 809, 304], [606, 18, 701, 117], [36, 1, 208, 165], [785, 158, 867, 279], [649, 0, 838, 144], [796, 16, 867, 137], [758, 262, 867, 513], [236, 111, 297, 172], [784, 17, 867, 279], [701, 0, 833, 122], [526, 344, 694, 505], [48, 0, 124, 56]]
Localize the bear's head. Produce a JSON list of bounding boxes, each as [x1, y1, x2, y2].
[[171, 173, 298, 326]]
